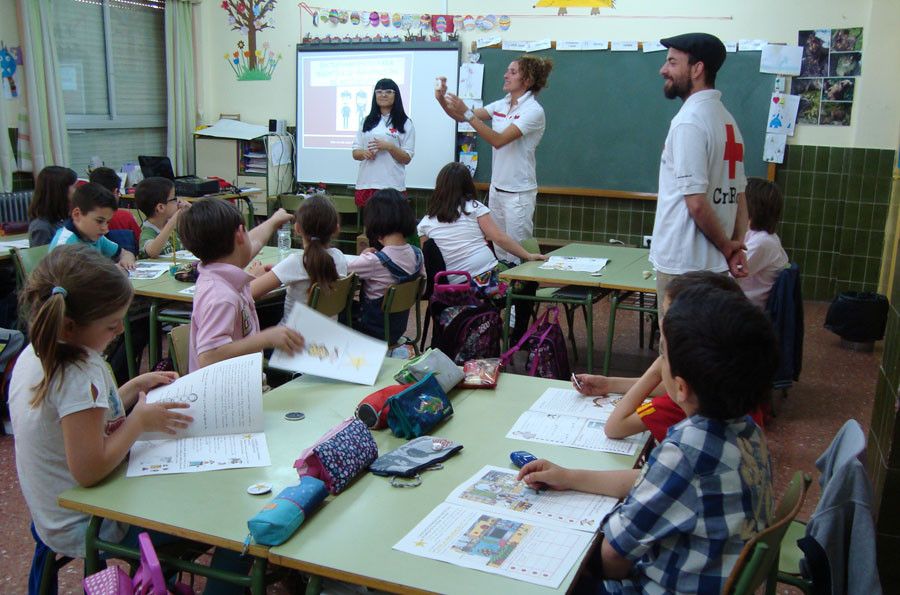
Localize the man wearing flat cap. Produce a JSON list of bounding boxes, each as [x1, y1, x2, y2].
[[649, 32, 748, 313]]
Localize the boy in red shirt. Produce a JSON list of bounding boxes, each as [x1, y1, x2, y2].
[[574, 271, 765, 442]]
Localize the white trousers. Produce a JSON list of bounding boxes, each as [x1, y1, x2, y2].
[[488, 185, 537, 264]]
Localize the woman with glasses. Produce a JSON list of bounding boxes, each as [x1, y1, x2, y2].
[[435, 56, 552, 263], [352, 78, 415, 209]]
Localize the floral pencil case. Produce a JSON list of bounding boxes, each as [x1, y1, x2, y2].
[[294, 418, 378, 495]]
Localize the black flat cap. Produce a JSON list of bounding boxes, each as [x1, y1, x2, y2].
[[660, 33, 727, 75]]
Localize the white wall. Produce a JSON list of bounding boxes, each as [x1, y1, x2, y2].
[[198, 0, 900, 149]]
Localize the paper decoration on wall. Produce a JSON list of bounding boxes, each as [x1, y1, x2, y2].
[[791, 28, 862, 126], [458, 63, 484, 99], [534, 0, 616, 16], [763, 133, 787, 164], [221, 1, 281, 81], [303, 8, 511, 36], [766, 93, 800, 136], [0, 43, 19, 99], [759, 44, 802, 75]]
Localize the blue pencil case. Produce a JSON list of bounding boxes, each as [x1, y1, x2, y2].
[[386, 372, 454, 439], [246, 476, 328, 546]]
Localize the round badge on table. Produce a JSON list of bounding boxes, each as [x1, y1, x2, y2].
[[284, 411, 306, 421], [246, 482, 272, 496]]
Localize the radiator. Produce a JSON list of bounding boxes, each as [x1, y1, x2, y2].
[[0, 191, 33, 223]]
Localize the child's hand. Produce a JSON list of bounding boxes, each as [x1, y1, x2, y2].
[[131, 392, 193, 435], [118, 250, 136, 271], [526, 253, 548, 262], [133, 371, 179, 394], [269, 208, 294, 227], [247, 260, 271, 277], [573, 374, 610, 396], [261, 326, 305, 354], [176, 199, 191, 210], [517, 459, 570, 491]]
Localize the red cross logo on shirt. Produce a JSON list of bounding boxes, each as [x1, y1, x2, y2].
[[723, 124, 744, 180]]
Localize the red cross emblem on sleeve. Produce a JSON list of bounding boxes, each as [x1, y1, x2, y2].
[[723, 124, 744, 179]]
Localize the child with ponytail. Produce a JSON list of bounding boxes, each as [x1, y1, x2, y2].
[[9, 244, 194, 590], [250, 195, 349, 321]]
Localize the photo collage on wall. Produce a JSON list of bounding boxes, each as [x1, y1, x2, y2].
[[791, 28, 862, 126]]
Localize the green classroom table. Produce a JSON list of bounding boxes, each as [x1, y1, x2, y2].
[[595, 253, 659, 375], [499, 244, 651, 374], [0, 233, 30, 261], [60, 359, 644, 594]]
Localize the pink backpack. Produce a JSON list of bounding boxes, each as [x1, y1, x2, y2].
[[82, 532, 193, 595]]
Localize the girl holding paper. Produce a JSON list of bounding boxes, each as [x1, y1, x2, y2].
[[352, 78, 415, 209], [435, 56, 553, 263]]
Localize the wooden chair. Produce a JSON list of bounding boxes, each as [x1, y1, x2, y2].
[[723, 471, 812, 595], [307, 274, 357, 325], [168, 324, 191, 377], [382, 276, 424, 353], [12, 244, 49, 287]]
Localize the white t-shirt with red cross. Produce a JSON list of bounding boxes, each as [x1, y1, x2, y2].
[[649, 89, 747, 275], [353, 115, 415, 191], [483, 91, 546, 192]]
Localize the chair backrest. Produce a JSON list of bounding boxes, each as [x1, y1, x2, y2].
[[168, 324, 191, 377], [383, 276, 423, 314], [724, 470, 812, 595], [421, 239, 447, 301], [765, 263, 803, 388], [280, 194, 303, 214], [308, 274, 357, 319], [12, 244, 50, 287]]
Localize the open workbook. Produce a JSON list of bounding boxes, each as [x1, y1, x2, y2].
[[394, 465, 618, 588], [126, 353, 270, 477]]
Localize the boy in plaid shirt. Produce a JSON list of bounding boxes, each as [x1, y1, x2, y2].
[[519, 287, 776, 594]]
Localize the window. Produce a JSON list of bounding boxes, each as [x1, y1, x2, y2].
[[53, 0, 166, 174]]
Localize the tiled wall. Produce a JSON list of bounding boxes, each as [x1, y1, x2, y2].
[[776, 146, 895, 301], [867, 177, 900, 584]]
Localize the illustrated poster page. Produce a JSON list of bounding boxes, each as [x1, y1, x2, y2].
[[127, 432, 270, 477], [393, 502, 591, 588], [140, 352, 264, 440], [766, 93, 801, 136], [507, 410, 646, 456], [457, 63, 484, 99], [446, 465, 617, 531], [128, 262, 170, 280], [528, 387, 618, 421], [269, 303, 387, 385]]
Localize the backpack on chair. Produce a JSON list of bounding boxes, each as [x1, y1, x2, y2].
[[428, 270, 502, 363], [500, 306, 570, 379]]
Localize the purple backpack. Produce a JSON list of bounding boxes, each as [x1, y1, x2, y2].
[[500, 306, 570, 379], [435, 303, 502, 364]]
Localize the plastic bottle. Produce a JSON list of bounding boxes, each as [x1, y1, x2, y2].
[[277, 224, 291, 257]]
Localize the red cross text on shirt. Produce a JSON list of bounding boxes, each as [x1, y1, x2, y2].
[[723, 124, 744, 180]]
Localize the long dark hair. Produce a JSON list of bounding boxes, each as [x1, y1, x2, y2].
[[29, 166, 77, 222], [428, 162, 478, 224], [361, 78, 408, 134], [297, 196, 339, 294]]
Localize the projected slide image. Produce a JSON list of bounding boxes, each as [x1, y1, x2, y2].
[[301, 55, 412, 149]]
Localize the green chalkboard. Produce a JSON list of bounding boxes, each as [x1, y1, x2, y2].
[[472, 48, 774, 194]]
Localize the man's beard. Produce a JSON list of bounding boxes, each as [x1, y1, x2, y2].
[[663, 75, 693, 100]]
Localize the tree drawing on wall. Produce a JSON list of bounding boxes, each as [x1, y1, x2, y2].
[[221, 0, 281, 81]]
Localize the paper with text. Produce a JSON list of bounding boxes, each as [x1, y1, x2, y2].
[[539, 256, 609, 273], [528, 387, 617, 422], [128, 262, 170, 280], [270, 303, 387, 385], [127, 353, 267, 476], [0, 238, 29, 250]]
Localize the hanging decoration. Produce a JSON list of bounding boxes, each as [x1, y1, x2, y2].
[[533, 0, 616, 16], [298, 5, 513, 42], [221, 1, 282, 81]]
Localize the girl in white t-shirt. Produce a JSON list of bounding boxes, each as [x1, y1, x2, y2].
[[9, 245, 193, 567], [352, 78, 415, 209], [417, 162, 545, 295], [250, 195, 348, 322], [736, 177, 789, 308]]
